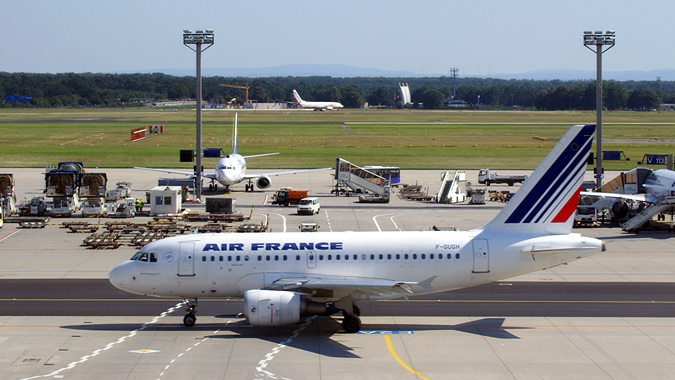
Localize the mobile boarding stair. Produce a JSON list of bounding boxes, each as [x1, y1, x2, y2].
[[621, 197, 675, 232], [335, 158, 390, 201], [436, 170, 467, 204]]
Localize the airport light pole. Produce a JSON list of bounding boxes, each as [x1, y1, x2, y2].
[[583, 30, 615, 189], [183, 29, 214, 202], [450, 67, 458, 98]]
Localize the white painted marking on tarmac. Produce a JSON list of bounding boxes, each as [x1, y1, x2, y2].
[[324, 209, 333, 232], [390, 215, 400, 231], [19, 302, 183, 380], [373, 212, 401, 232], [267, 213, 287, 232], [255, 315, 317, 380], [156, 327, 222, 379]]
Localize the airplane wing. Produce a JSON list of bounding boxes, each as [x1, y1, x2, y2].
[[242, 167, 332, 180], [134, 167, 216, 180], [269, 275, 436, 297], [243, 152, 279, 159], [644, 184, 675, 192], [580, 191, 648, 202]]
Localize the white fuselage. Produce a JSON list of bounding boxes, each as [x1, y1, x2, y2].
[[647, 169, 675, 198], [109, 230, 602, 301], [215, 154, 246, 187], [297, 100, 344, 110]]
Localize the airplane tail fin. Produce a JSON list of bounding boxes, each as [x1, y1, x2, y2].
[[292, 89, 302, 105], [232, 113, 238, 155], [483, 124, 595, 235]]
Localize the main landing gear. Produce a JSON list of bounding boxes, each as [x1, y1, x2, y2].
[[182, 298, 197, 327], [341, 303, 361, 334], [244, 180, 255, 192]]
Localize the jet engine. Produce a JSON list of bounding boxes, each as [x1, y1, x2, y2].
[[609, 199, 629, 222], [255, 175, 272, 190], [244, 289, 326, 327]]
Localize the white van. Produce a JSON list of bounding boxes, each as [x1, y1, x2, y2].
[[297, 197, 320, 215]]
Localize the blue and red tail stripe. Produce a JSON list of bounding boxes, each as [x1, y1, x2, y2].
[[505, 124, 595, 225]]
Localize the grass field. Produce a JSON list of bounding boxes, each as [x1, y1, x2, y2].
[[1, 108, 674, 170]]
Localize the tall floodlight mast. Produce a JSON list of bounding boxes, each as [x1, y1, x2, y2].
[[450, 67, 459, 98], [183, 29, 214, 202], [583, 30, 615, 189]]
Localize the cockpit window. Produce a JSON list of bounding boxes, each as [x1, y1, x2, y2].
[[130, 251, 157, 263]]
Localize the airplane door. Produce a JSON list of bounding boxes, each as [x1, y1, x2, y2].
[[178, 242, 196, 276], [306, 251, 317, 269], [472, 238, 490, 273]]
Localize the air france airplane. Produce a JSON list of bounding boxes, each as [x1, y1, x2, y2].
[[110, 125, 604, 333], [136, 114, 330, 193], [581, 168, 675, 221], [292, 90, 344, 111]]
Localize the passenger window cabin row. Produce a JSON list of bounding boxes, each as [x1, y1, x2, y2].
[[200, 253, 461, 263]]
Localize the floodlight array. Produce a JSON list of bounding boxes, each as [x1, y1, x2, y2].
[[583, 30, 615, 47], [183, 29, 214, 45]]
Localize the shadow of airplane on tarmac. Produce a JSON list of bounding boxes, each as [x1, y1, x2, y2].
[[61, 316, 528, 359]]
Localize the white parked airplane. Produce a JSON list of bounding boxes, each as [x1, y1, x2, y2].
[[111, 124, 604, 333], [135, 114, 330, 193], [292, 89, 344, 111], [581, 168, 675, 221]]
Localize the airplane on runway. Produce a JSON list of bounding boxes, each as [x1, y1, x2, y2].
[[135, 114, 330, 193], [581, 167, 675, 221], [110, 124, 605, 333], [292, 89, 344, 111]]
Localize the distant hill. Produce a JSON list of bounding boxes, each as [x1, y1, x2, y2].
[[122, 64, 675, 81], [484, 69, 675, 81]]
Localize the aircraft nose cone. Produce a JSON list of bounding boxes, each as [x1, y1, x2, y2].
[[108, 261, 132, 292]]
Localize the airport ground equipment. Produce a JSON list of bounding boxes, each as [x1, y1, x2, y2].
[[20, 220, 45, 228], [436, 170, 467, 204], [478, 169, 527, 186], [488, 190, 513, 202], [621, 197, 675, 232], [0, 174, 17, 216], [106, 182, 132, 202], [271, 188, 308, 206], [335, 158, 390, 201], [45, 167, 81, 217], [79, 173, 108, 217], [398, 184, 433, 201], [468, 188, 486, 204], [206, 198, 235, 214], [574, 205, 598, 227], [183, 211, 247, 223], [111, 198, 136, 218], [299, 222, 319, 232], [358, 194, 390, 203]]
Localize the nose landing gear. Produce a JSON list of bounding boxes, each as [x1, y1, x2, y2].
[[182, 298, 197, 327]]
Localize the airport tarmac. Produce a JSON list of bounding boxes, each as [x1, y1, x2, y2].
[[2, 167, 675, 379]]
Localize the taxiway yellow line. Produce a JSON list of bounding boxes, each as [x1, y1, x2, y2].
[[384, 335, 430, 380]]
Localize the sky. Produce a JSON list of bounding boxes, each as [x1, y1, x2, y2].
[[2, 0, 673, 77]]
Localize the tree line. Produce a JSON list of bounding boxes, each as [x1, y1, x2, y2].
[[1, 72, 673, 110]]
